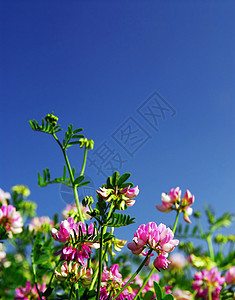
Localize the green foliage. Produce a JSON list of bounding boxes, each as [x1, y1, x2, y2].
[[29, 118, 62, 134], [0, 225, 8, 240], [105, 212, 135, 228]]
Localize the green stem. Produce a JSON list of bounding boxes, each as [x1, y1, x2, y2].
[[208, 285, 212, 300], [31, 252, 43, 300], [80, 147, 88, 176], [172, 210, 180, 234], [112, 249, 153, 300], [53, 133, 84, 223], [69, 283, 74, 300], [134, 268, 155, 300], [89, 267, 99, 291], [206, 235, 214, 261], [96, 226, 104, 300]]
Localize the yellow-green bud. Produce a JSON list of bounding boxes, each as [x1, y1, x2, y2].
[[214, 234, 228, 244], [12, 185, 31, 197], [45, 113, 58, 126]]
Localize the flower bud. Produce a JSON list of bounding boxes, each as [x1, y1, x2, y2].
[[45, 113, 58, 126]]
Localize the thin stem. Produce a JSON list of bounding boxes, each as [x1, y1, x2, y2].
[[112, 249, 153, 300], [134, 268, 155, 300], [69, 283, 74, 300], [31, 252, 43, 300], [172, 210, 180, 234], [206, 235, 214, 261], [52, 133, 84, 223], [80, 147, 88, 176], [96, 226, 104, 300], [208, 285, 212, 300]]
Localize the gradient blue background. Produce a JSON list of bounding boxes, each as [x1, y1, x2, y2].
[[1, 1, 234, 244]]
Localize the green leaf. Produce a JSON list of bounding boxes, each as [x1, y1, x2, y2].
[[43, 287, 54, 297], [143, 291, 154, 300], [211, 213, 234, 231], [153, 281, 162, 300], [163, 295, 174, 300], [71, 134, 84, 139], [74, 175, 85, 185], [77, 181, 90, 187], [73, 128, 83, 133], [106, 213, 135, 228], [117, 173, 131, 186], [107, 176, 113, 188], [112, 171, 119, 186]]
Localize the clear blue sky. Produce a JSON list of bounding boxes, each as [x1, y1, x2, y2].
[[1, 1, 234, 242]]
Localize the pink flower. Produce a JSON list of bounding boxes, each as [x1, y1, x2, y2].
[[181, 190, 194, 223], [169, 253, 186, 269], [120, 185, 139, 199], [51, 217, 78, 242], [156, 187, 181, 213], [62, 203, 90, 220], [0, 205, 23, 238], [29, 216, 54, 232], [192, 267, 225, 300], [15, 281, 46, 300], [225, 266, 235, 285], [156, 188, 195, 224], [51, 218, 99, 265], [153, 254, 171, 271], [127, 222, 179, 271], [100, 264, 134, 300]]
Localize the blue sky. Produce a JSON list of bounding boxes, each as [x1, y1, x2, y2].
[[0, 1, 234, 243]]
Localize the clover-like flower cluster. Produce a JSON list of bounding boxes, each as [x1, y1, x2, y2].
[[96, 185, 139, 210], [51, 217, 99, 265], [127, 222, 179, 271], [156, 187, 194, 223], [192, 267, 225, 300], [0, 204, 23, 238], [100, 264, 134, 300]]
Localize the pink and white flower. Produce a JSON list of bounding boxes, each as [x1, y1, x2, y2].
[[127, 222, 179, 271], [100, 264, 134, 300], [225, 266, 235, 285], [15, 281, 46, 300], [0, 205, 23, 238], [51, 218, 99, 265], [192, 267, 225, 300], [29, 216, 54, 232], [156, 188, 195, 223], [173, 289, 194, 300]]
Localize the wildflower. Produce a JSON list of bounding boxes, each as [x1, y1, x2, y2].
[[12, 185, 30, 197], [29, 216, 54, 233], [120, 185, 139, 199], [0, 188, 10, 206], [127, 222, 179, 271], [169, 253, 186, 269], [173, 289, 194, 300], [15, 281, 46, 300], [156, 188, 194, 223], [96, 184, 139, 210], [100, 264, 134, 300], [225, 266, 235, 285], [55, 261, 93, 286], [192, 267, 225, 300], [0, 205, 23, 238], [62, 203, 90, 220], [51, 218, 99, 265]]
